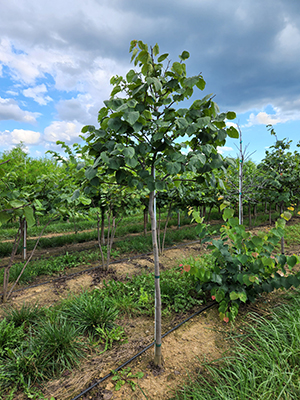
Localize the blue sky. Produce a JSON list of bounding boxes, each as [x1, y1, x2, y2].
[[1, 0, 300, 163]]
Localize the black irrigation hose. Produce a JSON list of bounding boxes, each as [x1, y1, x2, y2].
[[3, 215, 296, 298], [0, 240, 202, 297], [70, 301, 217, 400]]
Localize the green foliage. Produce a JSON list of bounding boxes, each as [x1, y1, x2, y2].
[[83, 39, 237, 198], [4, 302, 46, 328], [189, 205, 300, 322], [31, 316, 85, 378], [258, 128, 300, 210], [94, 325, 127, 353], [0, 318, 26, 359], [111, 367, 144, 392], [100, 267, 204, 315], [61, 290, 119, 335], [173, 293, 300, 399]]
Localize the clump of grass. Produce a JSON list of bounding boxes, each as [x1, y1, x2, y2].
[[61, 290, 119, 335], [32, 316, 86, 378], [0, 316, 85, 397], [4, 302, 47, 328]]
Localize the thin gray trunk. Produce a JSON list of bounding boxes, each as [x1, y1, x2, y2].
[[144, 207, 148, 236], [248, 203, 252, 228], [101, 208, 105, 245], [149, 191, 162, 367], [177, 210, 180, 229], [161, 202, 172, 254], [207, 205, 213, 222], [157, 209, 161, 255], [280, 203, 285, 254], [269, 202, 272, 225], [6, 217, 55, 302], [2, 225, 22, 303], [97, 211, 105, 269], [253, 204, 257, 226]]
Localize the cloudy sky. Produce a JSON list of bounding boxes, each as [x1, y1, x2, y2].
[[1, 0, 300, 162]]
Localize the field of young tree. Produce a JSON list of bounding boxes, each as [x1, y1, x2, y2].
[[1, 41, 300, 399]]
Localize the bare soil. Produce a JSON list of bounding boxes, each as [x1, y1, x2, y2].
[[1, 221, 300, 400]]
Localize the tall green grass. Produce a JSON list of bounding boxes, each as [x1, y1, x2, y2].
[[173, 291, 300, 399]]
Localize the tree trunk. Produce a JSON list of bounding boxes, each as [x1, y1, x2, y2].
[[101, 207, 105, 245], [97, 211, 105, 269], [2, 226, 22, 303], [161, 203, 172, 254], [149, 191, 162, 367], [248, 203, 252, 228], [280, 202, 285, 255], [5, 217, 55, 302], [207, 205, 213, 222], [144, 207, 148, 236], [253, 204, 257, 226], [157, 209, 161, 254], [269, 203, 272, 225], [177, 210, 180, 229]]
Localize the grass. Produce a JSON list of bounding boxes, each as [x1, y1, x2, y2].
[[61, 291, 119, 335], [284, 221, 300, 246], [0, 220, 219, 288], [173, 290, 300, 400], [0, 261, 205, 398], [0, 209, 192, 241], [100, 265, 205, 316]]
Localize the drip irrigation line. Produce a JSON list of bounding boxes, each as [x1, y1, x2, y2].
[[70, 301, 217, 400], [0, 240, 202, 297], [1, 216, 293, 298]]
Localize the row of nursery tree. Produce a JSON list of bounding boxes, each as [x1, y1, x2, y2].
[[1, 41, 300, 366], [1, 126, 300, 237]]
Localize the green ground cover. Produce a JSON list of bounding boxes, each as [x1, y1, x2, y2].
[[0, 265, 205, 399], [173, 290, 300, 400]]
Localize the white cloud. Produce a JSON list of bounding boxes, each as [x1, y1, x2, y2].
[[244, 105, 300, 128], [217, 146, 233, 154], [245, 112, 282, 127], [56, 94, 99, 125], [23, 84, 52, 105], [11, 129, 41, 144], [276, 19, 300, 60], [0, 128, 41, 149], [0, 97, 39, 123], [43, 121, 83, 143]]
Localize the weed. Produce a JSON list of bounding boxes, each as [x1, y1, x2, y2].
[[111, 367, 144, 391], [94, 325, 127, 353], [0, 318, 26, 358]]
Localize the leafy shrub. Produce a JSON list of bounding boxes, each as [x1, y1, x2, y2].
[[188, 206, 300, 322]]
